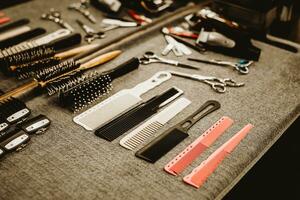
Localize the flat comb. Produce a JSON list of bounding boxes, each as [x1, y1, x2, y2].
[[120, 97, 191, 150], [95, 87, 183, 141]]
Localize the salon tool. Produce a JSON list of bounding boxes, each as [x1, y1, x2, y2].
[[0, 98, 31, 124], [0, 27, 46, 49], [91, 0, 122, 13], [162, 35, 192, 57], [0, 147, 4, 157], [0, 29, 72, 59], [0, 33, 82, 73], [59, 57, 140, 111], [14, 43, 100, 80], [69, 2, 97, 24], [19, 114, 51, 135], [188, 57, 253, 74], [95, 87, 183, 141], [0, 18, 29, 34], [197, 29, 236, 48], [128, 9, 152, 25], [0, 50, 121, 102], [140, 0, 174, 13], [120, 97, 190, 150], [170, 71, 244, 93], [139, 51, 199, 70], [41, 9, 74, 32], [135, 100, 221, 163], [162, 27, 198, 39], [0, 130, 30, 152], [101, 18, 138, 32], [73, 71, 172, 131], [0, 126, 21, 143], [0, 17, 11, 25], [183, 124, 254, 188], [76, 19, 105, 43], [0, 26, 31, 41], [164, 116, 233, 176], [0, 117, 9, 132]]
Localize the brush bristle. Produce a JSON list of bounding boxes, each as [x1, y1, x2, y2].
[[58, 72, 113, 112], [15, 58, 61, 80], [34, 59, 80, 82], [0, 45, 55, 70]]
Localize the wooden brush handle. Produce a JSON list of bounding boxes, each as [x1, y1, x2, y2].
[[0, 80, 39, 101], [55, 44, 101, 59], [80, 50, 122, 70], [39, 50, 122, 87]]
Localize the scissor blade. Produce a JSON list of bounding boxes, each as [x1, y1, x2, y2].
[[102, 19, 138, 27]]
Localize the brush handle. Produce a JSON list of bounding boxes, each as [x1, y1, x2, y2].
[[55, 43, 101, 59], [79, 50, 122, 70], [0, 81, 39, 101], [107, 57, 140, 80], [48, 33, 82, 52]]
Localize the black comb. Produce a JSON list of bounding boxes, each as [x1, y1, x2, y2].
[[0, 33, 81, 72], [95, 87, 182, 141], [58, 57, 140, 111], [135, 100, 221, 163], [0, 19, 30, 33], [0, 98, 31, 124]]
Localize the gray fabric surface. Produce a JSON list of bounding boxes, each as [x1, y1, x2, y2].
[[0, 1, 300, 200]]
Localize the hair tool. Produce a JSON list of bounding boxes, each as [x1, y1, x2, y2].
[[59, 57, 140, 111], [95, 87, 183, 141], [0, 50, 122, 103], [0, 32, 82, 74], [73, 71, 172, 131], [0, 18, 30, 34], [135, 100, 221, 163]]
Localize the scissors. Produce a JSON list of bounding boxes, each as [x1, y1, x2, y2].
[[188, 57, 253, 74], [169, 70, 244, 93], [139, 51, 199, 70], [76, 19, 105, 43]]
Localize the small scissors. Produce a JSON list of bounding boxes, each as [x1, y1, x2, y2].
[[169, 70, 244, 93], [76, 19, 105, 43], [139, 51, 199, 70], [188, 57, 253, 74]]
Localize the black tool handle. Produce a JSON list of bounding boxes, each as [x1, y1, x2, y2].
[[49, 33, 82, 52], [179, 100, 221, 132], [0, 18, 30, 33], [107, 57, 140, 80]]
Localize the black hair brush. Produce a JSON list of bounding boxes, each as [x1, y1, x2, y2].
[[0, 50, 122, 102], [13, 43, 100, 80], [59, 57, 140, 112], [0, 33, 82, 74]]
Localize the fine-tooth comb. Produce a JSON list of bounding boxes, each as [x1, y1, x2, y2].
[[13, 43, 100, 79], [135, 100, 221, 163], [95, 87, 183, 141], [58, 57, 140, 111], [120, 97, 191, 150], [0, 33, 82, 73], [0, 50, 122, 102], [73, 71, 172, 131]]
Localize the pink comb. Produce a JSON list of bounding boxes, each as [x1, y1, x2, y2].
[[183, 124, 254, 188], [164, 116, 234, 176]]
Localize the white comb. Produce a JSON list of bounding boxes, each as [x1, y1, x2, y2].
[[120, 97, 191, 150]]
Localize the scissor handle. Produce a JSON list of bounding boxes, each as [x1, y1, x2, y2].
[[223, 78, 245, 87], [206, 81, 226, 93]]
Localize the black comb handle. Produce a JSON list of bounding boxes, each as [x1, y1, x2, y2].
[[49, 33, 82, 52], [0, 18, 30, 33], [135, 100, 221, 163], [108, 57, 140, 80], [95, 87, 181, 141]]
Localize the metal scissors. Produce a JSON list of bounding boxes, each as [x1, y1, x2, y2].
[[169, 70, 244, 93], [139, 51, 200, 70], [76, 19, 105, 43], [188, 57, 253, 74]]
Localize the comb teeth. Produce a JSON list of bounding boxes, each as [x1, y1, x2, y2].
[[1, 45, 55, 70], [59, 72, 113, 112], [35, 59, 80, 82], [15, 58, 61, 80], [121, 121, 163, 150]]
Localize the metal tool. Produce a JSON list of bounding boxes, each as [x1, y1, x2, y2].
[[68, 2, 97, 24], [188, 57, 253, 74], [76, 19, 105, 43], [101, 18, 138, 32], [162, 35, 192, 57], [41, 9, 74, 32], [170, 70, 244, 93], [139, 51, 199, 70]]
